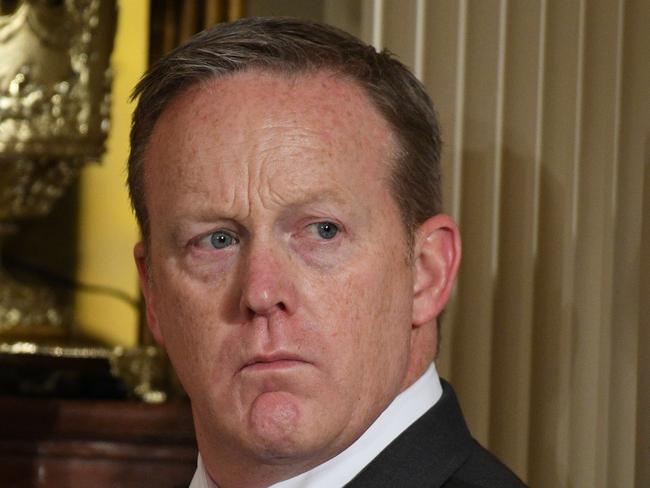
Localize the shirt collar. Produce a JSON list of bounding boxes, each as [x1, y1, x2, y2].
[[190, 363, 443, 488], [189, 453, 217, 488]]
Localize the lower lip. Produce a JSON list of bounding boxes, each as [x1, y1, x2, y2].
[[243, 360, 308, 372]]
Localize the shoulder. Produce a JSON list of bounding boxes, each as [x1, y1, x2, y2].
[[345, 379, 528, 488], [441, 439, 527, 488]]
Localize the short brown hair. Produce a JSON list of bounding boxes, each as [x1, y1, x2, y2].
[[128, 16, 442, 243]]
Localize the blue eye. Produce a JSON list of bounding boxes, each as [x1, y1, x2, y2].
[[210, 231, 235, 249], [316, 221, 338, 240]]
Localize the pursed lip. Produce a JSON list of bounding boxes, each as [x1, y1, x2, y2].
[[240, 352, 311, 372]]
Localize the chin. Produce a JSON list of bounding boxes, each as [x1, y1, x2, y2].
[[245, 392, 335, 464]]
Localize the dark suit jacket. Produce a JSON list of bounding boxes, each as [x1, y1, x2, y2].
[[345, 380, 527, 488]]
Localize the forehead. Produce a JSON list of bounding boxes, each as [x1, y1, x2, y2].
[[144, 69, 397, 217], [155, 69, 390, 145]]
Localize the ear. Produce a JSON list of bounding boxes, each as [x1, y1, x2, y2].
[[411, 214, 461, 326], [134, 241, 165, 346]]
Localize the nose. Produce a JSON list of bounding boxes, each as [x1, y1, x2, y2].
[[239, 245, 296, 317]]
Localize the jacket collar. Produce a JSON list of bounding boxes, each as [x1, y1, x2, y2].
[[345, 380, 474, 488]]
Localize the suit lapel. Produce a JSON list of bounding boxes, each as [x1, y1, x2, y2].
[[344, 380, 473, 488]]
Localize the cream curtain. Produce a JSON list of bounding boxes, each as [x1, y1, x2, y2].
[[149, 0, 245, 64], [143, 0, 649, 484], [319, 1, 649, 487]]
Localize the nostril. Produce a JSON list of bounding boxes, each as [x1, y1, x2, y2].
[[246, 301, 287, 316]]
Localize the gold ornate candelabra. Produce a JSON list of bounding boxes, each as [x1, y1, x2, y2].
[[0, 0, 116, 340]]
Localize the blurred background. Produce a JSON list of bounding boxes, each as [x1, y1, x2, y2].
[[1, 1, 647, 487]]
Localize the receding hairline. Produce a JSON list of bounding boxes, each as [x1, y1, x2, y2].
[[137, 65, 406, 228], [128, 17, 442, 250]]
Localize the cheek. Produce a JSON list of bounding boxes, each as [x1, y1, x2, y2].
[[309, 268, 412, 416], [315, 252, 413, 361], [151, 272, 234, 383]]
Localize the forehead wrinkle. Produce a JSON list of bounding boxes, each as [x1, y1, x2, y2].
[[240, 158, 355, 220], [240, 124, 336, 213], [150, 69, 400, 233]]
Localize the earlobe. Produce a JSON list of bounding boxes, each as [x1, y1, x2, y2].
[[411, 214, 461, 326], [134, 241, 165, 346]]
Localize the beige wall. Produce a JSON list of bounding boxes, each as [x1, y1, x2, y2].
[[247, 1, 650, 486]]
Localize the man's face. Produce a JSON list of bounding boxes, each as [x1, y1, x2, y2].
[[138, 70, 422, 470]]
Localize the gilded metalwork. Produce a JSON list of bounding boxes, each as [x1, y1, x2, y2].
[[0, 0, 117, 335], [0, 342, 168, 403], [0, 0, 116, 162]]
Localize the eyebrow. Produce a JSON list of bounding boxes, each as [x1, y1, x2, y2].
[[168, 188, 352, 235], [281, 189, 349, 209]]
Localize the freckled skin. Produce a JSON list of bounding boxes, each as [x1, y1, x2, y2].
[[137, 70, 437, 487]]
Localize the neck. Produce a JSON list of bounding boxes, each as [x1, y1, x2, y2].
[[400, 322, 437, 393]]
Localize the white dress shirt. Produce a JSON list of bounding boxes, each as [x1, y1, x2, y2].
[[189, 363, 443, 488]]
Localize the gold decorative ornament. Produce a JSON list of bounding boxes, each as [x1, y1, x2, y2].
[[0, 0, 117, 339], [0, 341, 168, 403]]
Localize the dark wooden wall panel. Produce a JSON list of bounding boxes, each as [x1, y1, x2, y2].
[[0, 397, 197, 487]]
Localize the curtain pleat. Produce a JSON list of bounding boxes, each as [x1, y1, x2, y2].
[[347, 0, 650, 486], [148, 0, 246, 65], [142, 1, 649, 485]]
